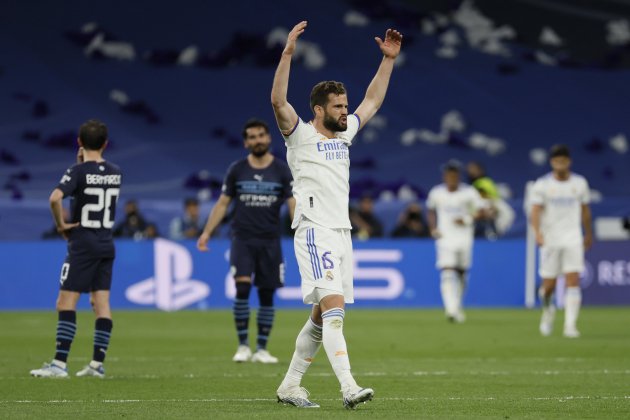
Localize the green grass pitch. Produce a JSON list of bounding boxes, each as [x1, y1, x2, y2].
[[1, 308, 629, 419]]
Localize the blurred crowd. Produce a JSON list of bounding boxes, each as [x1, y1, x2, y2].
[[43, 161, 517, 241]]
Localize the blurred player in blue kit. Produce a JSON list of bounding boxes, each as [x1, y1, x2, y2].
[[30, 120, 122, 378], [197, 119, 295, 364], [271, 21, 402, 409]]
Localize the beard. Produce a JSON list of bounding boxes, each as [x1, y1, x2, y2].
[[323, 113, 347, 132], [249, 143, 270, 157]]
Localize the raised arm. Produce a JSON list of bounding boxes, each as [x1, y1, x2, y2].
[[354, 29, 402, 129], [271, 21, 306, 135], [197, 194, 232, 251]]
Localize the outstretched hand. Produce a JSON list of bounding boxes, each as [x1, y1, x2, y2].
[[375, 29, 403, 59], [284, 21, 307, 55]]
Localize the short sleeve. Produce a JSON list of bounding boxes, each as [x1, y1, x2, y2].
[[221, 163, 238, 197], [281, 164, 294, 199], [529, 180, 545, 206], [580, 178, 590, 204], [283, 118, 307, 146], [56, 165, 79, 198]]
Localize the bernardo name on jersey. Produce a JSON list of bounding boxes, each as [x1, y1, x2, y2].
[[85, 174, 122, 186]]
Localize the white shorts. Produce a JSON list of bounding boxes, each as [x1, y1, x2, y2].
[[436, 241, 472, 270], [539, 244, 584, 279], [293, 218, 354, 304]]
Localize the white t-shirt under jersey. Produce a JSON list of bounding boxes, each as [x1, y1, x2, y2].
[[284, 114, 360, 230], [426, 183, 483, 246], [530, 172, 589, 247]]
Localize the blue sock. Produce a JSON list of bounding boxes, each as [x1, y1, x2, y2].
[[257, 307, 275, 350], [93, 318, 113, 363], [257, 288, 275, 350], [233, 282, 251, 346], [54, 311, 76, 363]]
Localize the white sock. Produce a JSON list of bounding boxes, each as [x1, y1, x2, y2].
[[321, 308, 358, 392], [89, 360, 102, 369], [564, 287, 582, 330], [52, 359, 66, 369], [280, 317, 322, 389], [440, 270, 460, 316]]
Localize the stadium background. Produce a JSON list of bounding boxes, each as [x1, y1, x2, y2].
[[1, 1, 630, 418], [1, 0, 628, 309]]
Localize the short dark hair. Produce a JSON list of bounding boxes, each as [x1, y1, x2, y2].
[[550, 144, 571, 158], [310, 81, 346, 115], [441, 159, 462, 173], [242, 118, 269, 139], [79, 119, 108, 150], [184, 198, 199, 207]]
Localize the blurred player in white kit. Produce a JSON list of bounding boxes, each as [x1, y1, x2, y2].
[[530, 145, 592, 338], [427, 160, 483, 323]]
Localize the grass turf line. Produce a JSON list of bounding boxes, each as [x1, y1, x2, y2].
[[0, 308, 629, 419]]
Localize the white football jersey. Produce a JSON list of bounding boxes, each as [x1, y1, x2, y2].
[[426, 183, 483, 246], [284, 114, 360, 229], [530, 172, 590, 246]]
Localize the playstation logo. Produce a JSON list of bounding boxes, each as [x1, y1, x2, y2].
[[126, 239, 210, 311]]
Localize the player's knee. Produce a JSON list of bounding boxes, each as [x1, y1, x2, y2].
[[441, 269, 457, 282], [56, 293, 76, 311], [94, 299, 110, 313], [541, 279, 557, 294], [94, 307, 111, 319], [235, 281, 252, 300], [565, 277, 580, 288], [56, 302, 75, 312], [91, 297, 111, 317], [318, 294, 344, 312]]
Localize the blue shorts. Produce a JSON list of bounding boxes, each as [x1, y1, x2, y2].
[[59, 254, 113, 293], [230, 238, 284, 289]]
